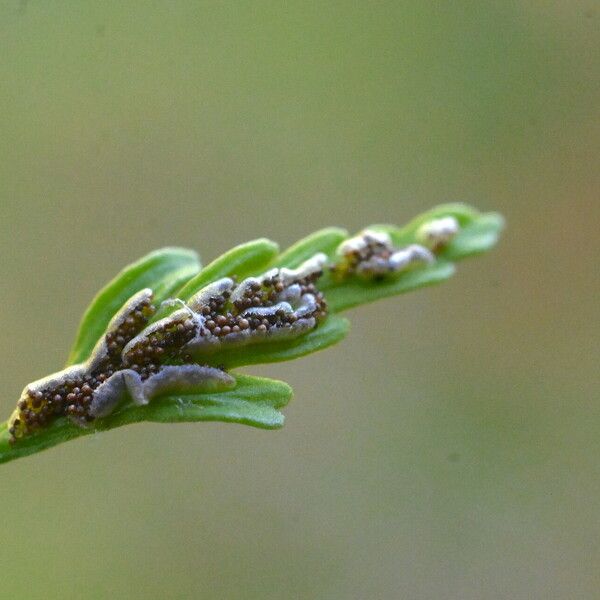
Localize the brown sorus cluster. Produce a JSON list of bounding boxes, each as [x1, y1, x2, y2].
[[123, 270, 327, 365], [228, 271, 328, 332], [8, 295, 156, 444], [330, 232, 393, 280], [122, 311, 198, 371], [104, 298, 156, 366]]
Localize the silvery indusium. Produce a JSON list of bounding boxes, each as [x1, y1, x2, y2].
[[2, 204, 504, 461]]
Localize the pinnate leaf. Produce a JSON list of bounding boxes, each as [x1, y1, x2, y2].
[[4, 203, 503, 464]]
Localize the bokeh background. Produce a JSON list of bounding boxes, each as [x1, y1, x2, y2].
[[0, 2, 598, 599]]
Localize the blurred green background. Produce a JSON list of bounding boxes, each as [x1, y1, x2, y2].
[[0, 2, 598, 599]]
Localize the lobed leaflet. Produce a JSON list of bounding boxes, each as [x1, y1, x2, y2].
[[5, 208, 500, 447]]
